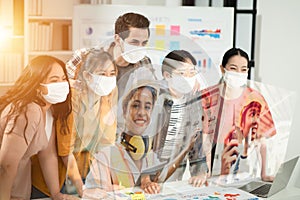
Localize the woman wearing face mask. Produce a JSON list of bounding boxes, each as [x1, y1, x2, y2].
[[0, 56, 75, 199], [69, 49, 118, 189], [204, 48, 276, 182]]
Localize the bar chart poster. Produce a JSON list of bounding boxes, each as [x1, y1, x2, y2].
[[73, 5, 234, 86]]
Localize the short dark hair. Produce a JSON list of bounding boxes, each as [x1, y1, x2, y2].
[[115, 12, 150, 40], [221, 47, 249, 68], [162, 50, 197, 75]]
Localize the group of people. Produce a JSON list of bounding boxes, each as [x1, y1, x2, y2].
[[0, 11, 277, 200]]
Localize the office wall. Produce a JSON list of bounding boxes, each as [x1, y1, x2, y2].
[[256, 0, 300, 187]]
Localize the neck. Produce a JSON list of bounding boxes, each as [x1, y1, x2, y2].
[[116, 56, 130, 67], [223, 83, 244, 100], [169, 86, 184, 99]]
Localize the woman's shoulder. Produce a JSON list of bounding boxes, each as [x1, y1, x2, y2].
[[26, 102, 43, 118], [1, 102, 42, 118]]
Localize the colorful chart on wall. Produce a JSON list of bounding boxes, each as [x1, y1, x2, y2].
[[73, 4, 234, 87]]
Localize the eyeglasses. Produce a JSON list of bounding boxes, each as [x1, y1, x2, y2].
[[172, 68, 199, 77]]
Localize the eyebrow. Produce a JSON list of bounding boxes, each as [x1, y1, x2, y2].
[[132, 100, 152, 105], [99, 69, 116, 72], [130, 39, 148, 43], [49, 75, 65, 79], [145, 102, 152, 106], [228, 64, 248, 68]]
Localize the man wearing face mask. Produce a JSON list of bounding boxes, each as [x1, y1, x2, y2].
[[66, 12, 153, 100], [203, 48, 276, 181], [151, 50, 209, 187]]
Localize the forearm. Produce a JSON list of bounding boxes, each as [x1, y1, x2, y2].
[[203, 133, 212, 176], [38, 149, 61, 197], [164, 148, 189, 181], [0, 164, 18, 199], [61, 154, 83, 196], [260, 143, 273, 181], [61, 154, 82, 183]]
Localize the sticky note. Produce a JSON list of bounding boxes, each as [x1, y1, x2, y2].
[[155, 40, 165, 50], [170, 25, 180, 35], [169, 41, 180, 50], [131, 192, 146, 200], [156, 24, 166, 35]]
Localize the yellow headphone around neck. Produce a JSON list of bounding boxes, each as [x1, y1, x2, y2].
[[120, 132, 152, 160]]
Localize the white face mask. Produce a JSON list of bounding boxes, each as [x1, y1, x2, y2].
[[121, 41, 147, 63], [168, 74, 196, 94], [223, 69, 248, 88], [88, 73, 116, 96], [41, 82, 69, 104]]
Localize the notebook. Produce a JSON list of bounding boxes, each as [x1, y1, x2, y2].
[[238, 156, 299, 198]]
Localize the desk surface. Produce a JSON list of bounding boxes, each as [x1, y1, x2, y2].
[[34, 182, 300, 200]]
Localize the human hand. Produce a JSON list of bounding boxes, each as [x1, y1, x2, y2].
[[188, 173, 209, 187], [221, 139, 239, 175], [52, 192, 80, 200], [192, 78, 201, 94], [262, 175, 274, 182], [73, 179, 84, 197], [141, 181, 161, 194], [82, 187, 108, 200]]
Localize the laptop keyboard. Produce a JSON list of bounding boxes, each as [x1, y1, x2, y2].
[[250, 184, 272, 197]]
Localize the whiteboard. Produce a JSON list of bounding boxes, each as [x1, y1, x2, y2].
[[73, 5, 234, 86]]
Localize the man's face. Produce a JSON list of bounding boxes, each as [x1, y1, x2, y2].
[[242, 106, 261, 140], [123, 27, 149, 47], [124, 87, 154, 136]]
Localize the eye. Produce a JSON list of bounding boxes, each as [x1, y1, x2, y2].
[[241, 68, 248, 73], [97, 72, 106, 76], [145, 105, 152, 110], [110, 71, 116, 76], [132, 103, 140, 109], [229, 66, 237, 71], [129, 41, 139, 46], [49, 78, 59, 83], [142, 41, 148, 46]]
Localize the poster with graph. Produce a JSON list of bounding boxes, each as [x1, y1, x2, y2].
[[73, 5, 234, 86]]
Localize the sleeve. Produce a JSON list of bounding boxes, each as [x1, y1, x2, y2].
[[4, 104, 42, 144], [85, 150, 113, 191]]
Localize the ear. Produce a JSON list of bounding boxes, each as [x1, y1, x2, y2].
[[39, 85, 48, 95], [114, 34, 121, 45], [220, 65, 225, 74], [163, 71, 171, 79], [83, 70, 92, 82]]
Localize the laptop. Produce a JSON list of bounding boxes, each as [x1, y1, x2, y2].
[[238, 156, 299, 198]]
